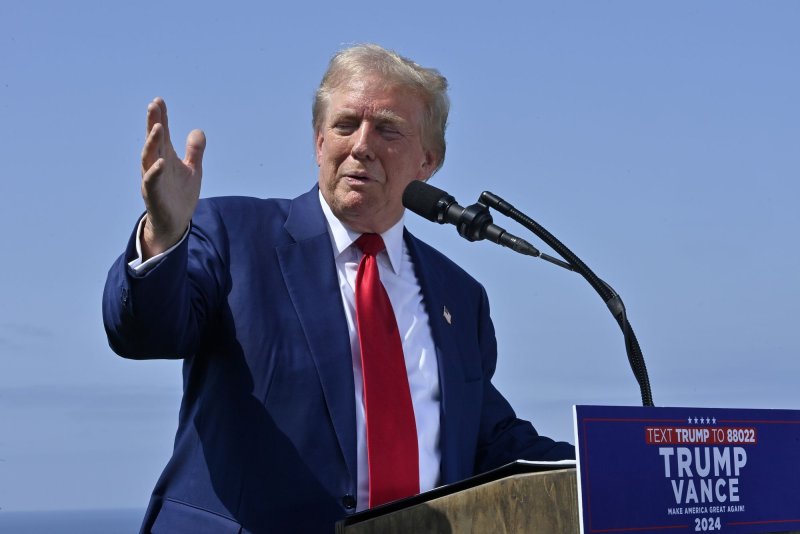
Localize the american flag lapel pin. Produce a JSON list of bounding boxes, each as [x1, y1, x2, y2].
[[443, 306, 452, 325]]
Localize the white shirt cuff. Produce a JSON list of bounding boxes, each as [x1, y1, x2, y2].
[[127, 216, 190, 273]]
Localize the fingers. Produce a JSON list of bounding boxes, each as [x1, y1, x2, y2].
[[141, 122, 164, 174], [184, 129, 207, 171], [143, 99, 164, 173], [153, 97, 171, 146], [145, 100, 159, 138], [145, 97, 171, 140], [141, 157, 164, 191], [144, 97, 171, 153], [142, 97, 184, 176]]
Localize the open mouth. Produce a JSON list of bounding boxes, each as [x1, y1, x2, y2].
[[344, 172, 373, 183]]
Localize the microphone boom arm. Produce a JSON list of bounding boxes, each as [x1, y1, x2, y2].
[[480, 190, 655, 407]]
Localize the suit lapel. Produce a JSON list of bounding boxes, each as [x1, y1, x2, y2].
[[276, 188, 357, 482], [404, 231, 469, 484]]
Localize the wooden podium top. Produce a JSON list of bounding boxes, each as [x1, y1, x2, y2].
[[337, 464, 579, 534]]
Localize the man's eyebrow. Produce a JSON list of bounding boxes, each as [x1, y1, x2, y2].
[[372, 109, 405, 123], [332, 107, 405, 121], [330, 108, 359, 119]]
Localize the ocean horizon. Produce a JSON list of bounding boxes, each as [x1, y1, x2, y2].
[[0, 508, 143, 533]]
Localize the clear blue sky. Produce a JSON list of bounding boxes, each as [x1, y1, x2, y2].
[[1, 0, 798, 513]]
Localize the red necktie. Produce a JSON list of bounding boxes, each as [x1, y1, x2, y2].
[[354, 233, 420, 507]]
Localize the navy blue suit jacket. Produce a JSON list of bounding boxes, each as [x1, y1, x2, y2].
[[103, 186, 574, 533]]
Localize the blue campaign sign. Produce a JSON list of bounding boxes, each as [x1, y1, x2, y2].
[[574, 405, 800, 534]]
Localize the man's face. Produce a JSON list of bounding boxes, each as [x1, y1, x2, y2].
[[316, 77, 436, 234]]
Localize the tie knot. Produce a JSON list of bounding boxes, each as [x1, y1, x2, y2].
[[356, 233, 385, 256]]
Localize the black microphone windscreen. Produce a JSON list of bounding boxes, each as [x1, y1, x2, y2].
[[402, 181, 448, 222]]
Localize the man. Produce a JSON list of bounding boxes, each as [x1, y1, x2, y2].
[[103, 44, 574, 533]]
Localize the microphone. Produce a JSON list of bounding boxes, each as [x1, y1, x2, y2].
[[402, 181, 540, 257]]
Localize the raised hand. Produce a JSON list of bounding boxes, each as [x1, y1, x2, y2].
[[140, 97, 206, 259]]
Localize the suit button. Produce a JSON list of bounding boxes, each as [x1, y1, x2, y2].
[[342, 494, 356, 510]]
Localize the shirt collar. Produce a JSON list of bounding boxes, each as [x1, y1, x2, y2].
[[319, 190, 404, 275]]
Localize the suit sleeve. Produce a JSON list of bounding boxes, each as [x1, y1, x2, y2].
[[102, 203, 229, 359], [473, 285, 575, 472]]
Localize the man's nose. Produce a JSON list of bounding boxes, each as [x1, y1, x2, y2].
[[351, 123, 376, 161]]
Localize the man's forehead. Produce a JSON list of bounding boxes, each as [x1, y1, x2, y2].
[[328, 79, 424, 120], [332, 76, 422, 106]]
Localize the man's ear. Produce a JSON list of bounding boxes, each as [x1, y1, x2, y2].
[[315, 130, 324, 166], [417, 149, 438, 181]]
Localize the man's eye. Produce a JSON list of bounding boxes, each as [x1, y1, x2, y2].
[[379, 126, 402, 139], [333, 122, 358, 133]]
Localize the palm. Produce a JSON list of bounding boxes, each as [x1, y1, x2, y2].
[[140, 98, 206, 257]]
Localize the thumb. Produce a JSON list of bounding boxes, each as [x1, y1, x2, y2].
[[184, 129, 207, 170]]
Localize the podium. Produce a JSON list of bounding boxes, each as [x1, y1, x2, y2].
[[337, 463, 800, 533], [337, 467, 579, 533]]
